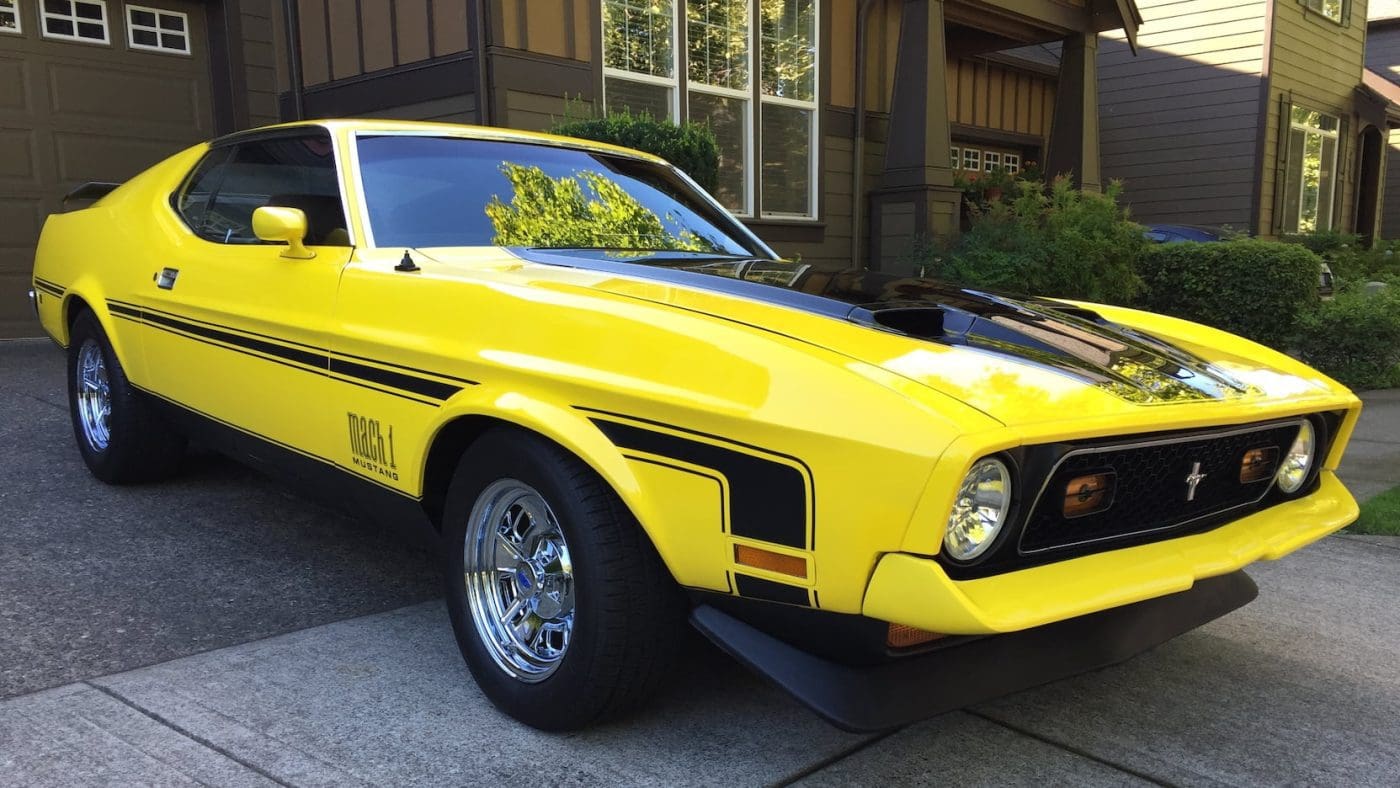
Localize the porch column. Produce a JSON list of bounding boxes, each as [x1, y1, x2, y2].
[[869, 0, 961, 270], [1044, 32, 1102, 192]]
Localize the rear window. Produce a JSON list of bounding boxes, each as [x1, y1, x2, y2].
[[354, 135, 760, 255]]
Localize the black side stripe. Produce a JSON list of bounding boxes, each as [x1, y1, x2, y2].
[[590, 416, 810, 550], [33, 278, 65, 298], [118, 299, 478, 386], [734, 574, 811, 607], [132, 382, 420, 500], [107, 300, 472, 404]]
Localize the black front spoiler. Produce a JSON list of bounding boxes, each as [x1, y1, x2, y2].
[[690, 570, 1258, 732]]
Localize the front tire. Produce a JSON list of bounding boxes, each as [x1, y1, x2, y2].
[[67, 310, 185, 483], [442, 427, 683, 730]]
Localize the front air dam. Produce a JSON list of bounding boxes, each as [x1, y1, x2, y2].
[[690, 570, 1258, 732]]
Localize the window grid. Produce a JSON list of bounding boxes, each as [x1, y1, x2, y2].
[[126, 4, 189, 54], [1, 0, 21, 34], [41, 0, 108, 44], [1004, 154, 1020, 174], [983, 152, 1001, 172], [1286, 106, 1340, 233], [603, 0, 819, 220], [962, 148, 981, 171]]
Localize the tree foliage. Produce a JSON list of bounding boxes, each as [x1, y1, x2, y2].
[[485, 162, 710, 251], [551, 112, 720, 195]]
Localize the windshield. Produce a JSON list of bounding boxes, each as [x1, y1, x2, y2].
[[355, 135, 764, 256]]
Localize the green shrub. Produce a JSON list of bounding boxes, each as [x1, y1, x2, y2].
[[551, 111, 720, 194], [1294, 285, 1400, 390], [1135, 240, 1320, 349], [926, 178, 1146, 304], [1280, 229, 1400, 286]]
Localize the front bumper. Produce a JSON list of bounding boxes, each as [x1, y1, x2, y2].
[[864, 471, 1356, 635], [693, 570, 1258, 732]]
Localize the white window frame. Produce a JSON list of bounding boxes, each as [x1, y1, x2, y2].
[[603, 0, 820, 220], [983, 151, 1001, 172], [1302, 0, 1344, 24], [601, 0, 682, 122], [950, 147, 960, 170], [0, 0, 22, 35], [1287, 107, 1340, 233], [962, 148, 981, 171], [41, 0, 109, 44], [1004, 153, 1020, 174], [125, 4, 190, 55]]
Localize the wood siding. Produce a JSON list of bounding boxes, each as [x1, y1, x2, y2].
[[497, 0, 593, 61], [296, 0, 470, 88], [1367, 24, 1400, 238], [1258, 0, 1368, 235], [1097, 0, 1268, 228], [946, 57, 1056, 138], [241, 0, 282, 127]]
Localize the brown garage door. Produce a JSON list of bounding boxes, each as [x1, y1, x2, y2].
[[0, 0, 214, 337]]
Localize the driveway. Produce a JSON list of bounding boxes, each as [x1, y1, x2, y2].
[[2, 338, 1398, 786]]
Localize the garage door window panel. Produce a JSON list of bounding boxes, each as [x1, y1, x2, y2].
[[1, 0, 21, 34], [42, 0, 109, 44], [126, 4, 188, 54]]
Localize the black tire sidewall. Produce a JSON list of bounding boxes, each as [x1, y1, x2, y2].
[[442, 429, 642, 730]]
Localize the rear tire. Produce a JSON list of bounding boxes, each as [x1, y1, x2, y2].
[[67, 310, 185, 483], [442, 427, 684, 730]]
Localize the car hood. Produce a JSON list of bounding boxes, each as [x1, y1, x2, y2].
[[434, 249, 1340, 426]]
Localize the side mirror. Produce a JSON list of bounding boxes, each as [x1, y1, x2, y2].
[[252, 206, 315, 259]]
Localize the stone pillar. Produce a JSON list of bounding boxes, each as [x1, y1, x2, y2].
[[1044, 32, 1102, 192], [868, 0, 961, 271]]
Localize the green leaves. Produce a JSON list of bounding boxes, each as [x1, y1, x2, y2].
[[928, 177, 1146, 305], [1295, 286, 1400, 390], [551, 112, 720, 195], [485, 163, 708, 251], [1136, 240, 1320, 350]]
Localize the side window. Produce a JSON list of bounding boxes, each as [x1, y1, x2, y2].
[[190, 132, 348, 246], [176, 148, 231, 236]]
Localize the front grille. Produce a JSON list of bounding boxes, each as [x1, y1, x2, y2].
[[1018, 420, 1306, 554]]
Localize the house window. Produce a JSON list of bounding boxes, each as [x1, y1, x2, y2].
[[603, 0, 819, 219], [1, 0, 21, 34], [962, 148, 980, 171], [1004, 154, 1020, 174], [125, 5, 188, 54], [1302, 0, 1344, 23], [41, 0, 108, 43], [950, 147, 960, 169], [1283, 106, 1340, 233], [983, 152, 1001, 172]]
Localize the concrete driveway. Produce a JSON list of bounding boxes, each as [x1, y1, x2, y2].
[[2, 338, 1398, 786]]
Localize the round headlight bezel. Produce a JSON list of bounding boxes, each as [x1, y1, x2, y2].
[[1275, 419, 1317, 495], [942, 457, 1014, 564]]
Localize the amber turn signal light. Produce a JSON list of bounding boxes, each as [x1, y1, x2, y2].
[[1063, 472, 1114, 518], [887, 624, 945, 649], [734, 544, 808, 579], [1240, 447, 1278, 483]]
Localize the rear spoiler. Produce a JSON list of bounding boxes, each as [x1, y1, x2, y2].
[[62, 181, 121, 210]]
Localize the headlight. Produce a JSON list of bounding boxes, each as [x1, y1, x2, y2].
[[1275, 421, 1316, 494], [944, 458, 1012, 562]]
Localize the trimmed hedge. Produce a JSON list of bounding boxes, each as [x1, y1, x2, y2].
[[1295, 285, 1400, 390], [551, 112, 720, 194], [1135, 240, 1320, 349]]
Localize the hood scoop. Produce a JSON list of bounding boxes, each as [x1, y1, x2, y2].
[[851, 304, 945, 339]]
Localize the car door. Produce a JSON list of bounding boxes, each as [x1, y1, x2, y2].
[[143, 129, 353, 464]]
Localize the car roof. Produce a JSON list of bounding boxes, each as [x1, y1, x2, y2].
[[210, 119, 670, 166]]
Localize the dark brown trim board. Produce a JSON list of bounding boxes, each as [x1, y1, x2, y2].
[[1248, 0, 1278, 235], [279, 53, 478, 119]]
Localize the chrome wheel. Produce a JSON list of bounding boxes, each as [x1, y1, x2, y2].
[[463, 479, 575, 682], [75, 339, 111, 452]]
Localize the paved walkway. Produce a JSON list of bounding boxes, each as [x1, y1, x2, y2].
[[2, 339, 1397, 786]]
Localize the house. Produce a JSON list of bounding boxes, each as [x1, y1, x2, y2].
[[0, 0, 1143, 338], [1095, 0, 1390, 241], [1365, 0, 1400, 238]]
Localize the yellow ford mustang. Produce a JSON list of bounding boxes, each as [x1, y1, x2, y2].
[[31, 120, 1359, 731]]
